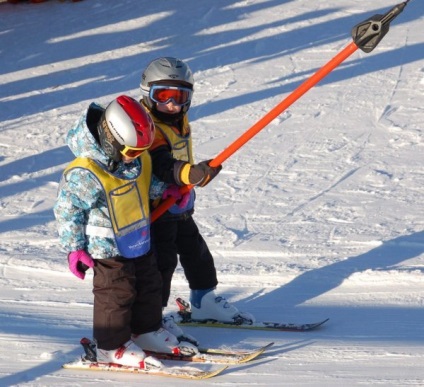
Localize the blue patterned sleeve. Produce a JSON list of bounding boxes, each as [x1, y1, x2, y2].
[[149, 174, 168, 200], [54, 168, 102, 252]]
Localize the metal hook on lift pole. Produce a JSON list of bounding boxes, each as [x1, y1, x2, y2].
[[352, 1, 410, 53]]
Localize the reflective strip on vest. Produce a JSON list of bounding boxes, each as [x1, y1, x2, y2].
[[85, 225, 114, 238]]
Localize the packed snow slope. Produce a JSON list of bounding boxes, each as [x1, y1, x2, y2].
[[0, 0, 423, 385]]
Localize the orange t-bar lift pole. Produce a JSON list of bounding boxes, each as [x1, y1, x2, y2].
[[151, 1, 410, 222]]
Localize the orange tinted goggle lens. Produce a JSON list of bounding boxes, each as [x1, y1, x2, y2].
[[120, 145, 148, 158], [150, 86, 192, 105]]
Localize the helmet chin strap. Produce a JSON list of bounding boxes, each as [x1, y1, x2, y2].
[[107, 159, 119, 172]]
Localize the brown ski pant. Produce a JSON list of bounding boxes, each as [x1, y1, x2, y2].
[[92, 252, 162, 350]]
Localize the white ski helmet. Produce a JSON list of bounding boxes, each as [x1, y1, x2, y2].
[[140, 57, 194, 114], [97, 95, 155, 162]]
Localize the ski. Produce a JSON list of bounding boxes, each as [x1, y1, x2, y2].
[[63, 337, 227, 380], [63, 358, 227, 379], [145, 341, 274, 364], [175, 297, 329, 332]]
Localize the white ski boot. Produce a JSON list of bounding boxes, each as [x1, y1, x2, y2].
[[190, 289, 255, 324], [162, 315, 199, 346], [132, 328, 198, 356], [96, 339, 162, 369]]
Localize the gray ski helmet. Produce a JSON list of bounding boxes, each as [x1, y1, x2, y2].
[[140, 57, 194, 112], [97, 95, 155, 162]]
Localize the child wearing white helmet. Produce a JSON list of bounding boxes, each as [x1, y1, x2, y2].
[[54, 95, 197, 369]]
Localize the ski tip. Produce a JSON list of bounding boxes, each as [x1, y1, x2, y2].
[[219, 365, 229, 373], [203, 365, 228, 379], [251, 342, 275, 359], [258, 342, 275, 355], [307, 318, 329, 330]]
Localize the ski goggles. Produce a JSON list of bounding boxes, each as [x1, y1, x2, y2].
[[149, 85, 192, 106], [120, 144, 150, 159]]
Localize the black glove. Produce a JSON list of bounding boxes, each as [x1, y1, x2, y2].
[[189, 160, 222, 187]]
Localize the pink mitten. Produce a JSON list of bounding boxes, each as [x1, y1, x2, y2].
[[162, 185, 190, 209], [162, 185, 182, 200], [177, 192, 190, 208], [68, 250, 94, 280]]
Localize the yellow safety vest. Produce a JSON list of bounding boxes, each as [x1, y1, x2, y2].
[[64, 153, 152, 258], [153, 117, 196, 214], [153, 116, 194, 163]]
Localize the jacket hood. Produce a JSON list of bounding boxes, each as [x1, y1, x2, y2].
[[66, 103, 110, 165]]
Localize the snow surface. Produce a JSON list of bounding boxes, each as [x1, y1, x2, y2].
[[1, 0, 424, 385]]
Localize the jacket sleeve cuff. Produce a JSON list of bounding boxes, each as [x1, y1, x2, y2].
[[173, 160, 191, 185]]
